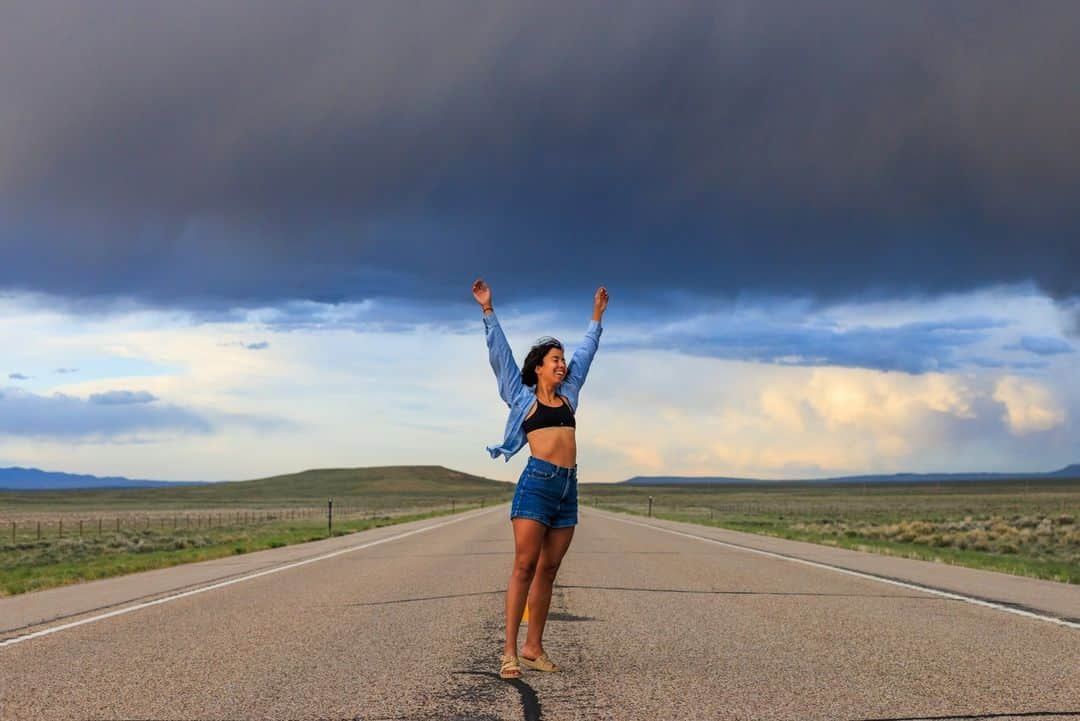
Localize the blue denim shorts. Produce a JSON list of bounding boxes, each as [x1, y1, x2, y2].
[[510, 456, 578, 528]]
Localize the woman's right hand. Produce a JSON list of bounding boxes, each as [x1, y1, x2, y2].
[[472, 279, 492, 307]]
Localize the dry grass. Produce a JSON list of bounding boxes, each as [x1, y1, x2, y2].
[[789, 514, 1077, 562]]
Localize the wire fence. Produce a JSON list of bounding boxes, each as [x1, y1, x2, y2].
[[590, 498, 857, 518], [589, 494, 1077, 522], [0, 497, 509, 545]]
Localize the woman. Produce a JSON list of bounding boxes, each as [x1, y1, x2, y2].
[[471, 278, 608, 679]]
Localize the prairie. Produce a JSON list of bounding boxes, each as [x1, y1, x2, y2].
[[580, 478, 1080, 584], [0, 466, 512, 596]]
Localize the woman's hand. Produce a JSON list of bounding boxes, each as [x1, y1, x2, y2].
[[472, 279, 492, 308], [593, 286, 609, 316]]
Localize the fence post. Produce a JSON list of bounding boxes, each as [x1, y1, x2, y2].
[[59, 519, 63, 538], [648, 496, 654, 518], [79, 520, 83, 538], [328, 498, 333, 536], [37, 521, 41, 540], [99, 518, 102, 536], [11, 521, 14, 544], [117, 518, 120, 533]]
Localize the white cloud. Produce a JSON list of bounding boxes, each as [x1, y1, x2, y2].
[[803, 368, 977, 430], [992, 376, 1066, 435], [0, 288, 1076, 483]]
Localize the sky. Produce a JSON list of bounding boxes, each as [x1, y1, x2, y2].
[[0, 1, 1077, 484]]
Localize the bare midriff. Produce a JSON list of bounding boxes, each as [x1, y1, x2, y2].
[[524, 396, 577, 468]]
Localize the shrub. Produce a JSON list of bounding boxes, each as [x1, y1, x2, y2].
[[989, 520, 1014, 537], [129, 538, 155, 553]]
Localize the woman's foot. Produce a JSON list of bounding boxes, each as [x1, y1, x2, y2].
[[520, 643, 543, 661], [499, 653, 522, 679], [519, 650, 559, 672]]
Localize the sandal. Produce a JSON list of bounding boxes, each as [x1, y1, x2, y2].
[[499, 653, 522, 679], [519, 651, 559, 672]]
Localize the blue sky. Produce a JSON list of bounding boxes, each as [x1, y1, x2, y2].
[[0, 2, 1077, 483]]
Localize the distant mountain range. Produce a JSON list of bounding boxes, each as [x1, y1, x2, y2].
[[0, 465, 510, 497], [620, 463, 1080, 486], [3, 462, 1079, 491], [0, 467, 211, 491]]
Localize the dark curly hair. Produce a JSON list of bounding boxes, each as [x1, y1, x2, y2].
[[520, 336, 564, 388]]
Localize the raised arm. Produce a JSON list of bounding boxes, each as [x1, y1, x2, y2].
[[563, 286, 608, 391], [473, 279, 526, 407]]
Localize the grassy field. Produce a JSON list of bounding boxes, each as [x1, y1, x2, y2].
[[580, 478, 1080, 584], [4, 467, 1077, 596], [0, 465, 512, 513], [0, 466, 514, 596], [0, 506, 483, 596]]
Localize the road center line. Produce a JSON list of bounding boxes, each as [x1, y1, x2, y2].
[[592, 510, 1079, 630], [0, 507, 499, 649]]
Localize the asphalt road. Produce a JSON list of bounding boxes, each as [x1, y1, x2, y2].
[[1, 506, 1077, 721]]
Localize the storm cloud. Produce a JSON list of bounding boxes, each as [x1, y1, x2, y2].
[[1, 1, 1078, 311], [1004, 335, 1075, 356], [608, 315, 1020, 374], [89, 390, 159, 405], [0, 386, 210, 438]]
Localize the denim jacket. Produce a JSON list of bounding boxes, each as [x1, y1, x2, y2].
[[483, 310, 603, 461]]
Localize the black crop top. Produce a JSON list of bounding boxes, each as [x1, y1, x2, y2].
[[521, 397, 576, 434]]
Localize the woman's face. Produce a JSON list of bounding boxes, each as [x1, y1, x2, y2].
[[535, 346, 566, 387]]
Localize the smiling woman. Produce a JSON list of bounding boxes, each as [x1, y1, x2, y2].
[[472, 278, 608, 679]]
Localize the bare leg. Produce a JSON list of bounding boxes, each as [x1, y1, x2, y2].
[[521, 525, 575, 659], [504, 518, 547, 656]]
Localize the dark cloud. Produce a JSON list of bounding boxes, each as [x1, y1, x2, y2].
[[245, 341, 269, 350], [0, 386, 296, 438], [1003, 335, 1074, 356], [8, 373, 29, 380], [234, 298, 476, 334], [1, 1, 1078, 311], [609, 316, 1025, 374], [1064, 299, 1080, 338], [968, 357, 1048, 371], [89, 390, 158, 405], [0, 386, 210, 438], [54, 367, 79, 374]]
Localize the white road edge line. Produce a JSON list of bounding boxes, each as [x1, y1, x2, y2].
[[592, 509, 1079, 630], [1, 507, 500, 649]]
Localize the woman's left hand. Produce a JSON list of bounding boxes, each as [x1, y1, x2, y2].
[[594, 286, 609, 314]]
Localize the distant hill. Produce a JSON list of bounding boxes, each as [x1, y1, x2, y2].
[[0, 467, 210, 491], [202, 465, 513, 501], [0, 465, 512, 510], [620, 463, 1080, 486]]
